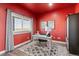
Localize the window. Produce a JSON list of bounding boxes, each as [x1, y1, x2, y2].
[[14, 17, 22, 31], [13, 17, 32, 34], [23, 19, 32, 32]]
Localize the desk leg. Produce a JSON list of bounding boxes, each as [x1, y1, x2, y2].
[[32, 38, 35, 46], [32, 38, 38, 46], [47, 38, 52, 56]]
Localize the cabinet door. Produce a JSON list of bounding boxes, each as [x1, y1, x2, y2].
[[68, 14, 79, 54]]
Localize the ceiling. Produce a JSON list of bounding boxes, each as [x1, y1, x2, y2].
[[19, 3, 76, 14]]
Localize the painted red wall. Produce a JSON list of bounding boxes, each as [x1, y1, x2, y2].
[[75, 4, 79, 13], [14, 33, 31, 45], [36, 6, 75, 42], [0, 4, 36, 51], [0, 3, 78, 52]]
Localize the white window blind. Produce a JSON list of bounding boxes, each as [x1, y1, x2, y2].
[[14, 17, 22, 32], [23, 19, 32, 32], [13, 17, 32, 34]]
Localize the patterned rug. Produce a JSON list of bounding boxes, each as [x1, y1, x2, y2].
[[22, 45, 57, 56], [16, 43, 72, 56], [2, 42, 75, 56]]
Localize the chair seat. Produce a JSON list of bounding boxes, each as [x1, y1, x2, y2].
[[38, 39, 47, 42]]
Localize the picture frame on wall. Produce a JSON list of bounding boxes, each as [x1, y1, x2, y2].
[[47, 20, 54, 30], [41, 21, 47, 30], [41, 20, 54, 31]]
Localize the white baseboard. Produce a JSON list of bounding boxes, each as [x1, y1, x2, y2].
[[0, 50, 6, 55], [14, 40, 66, 49], [52, 40, 66, 44], [14, 40, 31, 48], [0, 40, 31, 55], [0, 40, 66, 55]]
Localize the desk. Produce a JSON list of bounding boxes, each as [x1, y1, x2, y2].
[[32, 34, 52, 55]]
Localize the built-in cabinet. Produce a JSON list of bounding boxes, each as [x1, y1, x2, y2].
[[67, 13, 79, 55]]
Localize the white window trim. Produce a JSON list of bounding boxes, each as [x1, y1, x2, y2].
[[11, 11, 33, 34], [6, 9, 33, 52], [13, 31, 31, 35]]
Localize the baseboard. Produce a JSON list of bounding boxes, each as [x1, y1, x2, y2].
[[0, 40, 66, 55], [14, 40, 31, 48], [0, 50, 6, 55], [52, 40, 66, 44], [0, 40, 31, 55]]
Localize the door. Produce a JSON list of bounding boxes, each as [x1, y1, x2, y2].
[[68, 14, 79, 54]]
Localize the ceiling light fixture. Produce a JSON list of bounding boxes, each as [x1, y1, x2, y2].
[[48, 3, 53, 6]]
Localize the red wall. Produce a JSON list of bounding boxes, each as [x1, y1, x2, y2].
[[0, 4, 36, 51], [36, 6, 75, 42], [75, 4, 79, 13], [14, 33, 31, 45], [0, 3, 78, 52]]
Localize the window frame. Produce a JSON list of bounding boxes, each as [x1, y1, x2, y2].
[[22, 19, 32, 32], [13, 17, 23, 32], [12, 12, 33, 34]]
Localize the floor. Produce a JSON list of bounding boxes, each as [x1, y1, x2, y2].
[[2, 41, 76, 56]]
